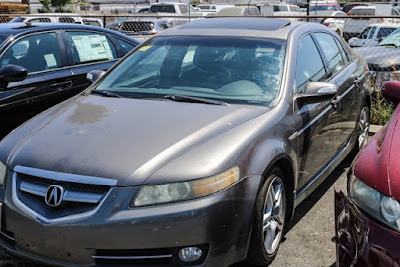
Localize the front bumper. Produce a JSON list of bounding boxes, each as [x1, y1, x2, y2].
[[334, 190, 400, 267], [0, 172, 262, 266]]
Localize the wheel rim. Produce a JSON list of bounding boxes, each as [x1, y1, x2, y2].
[[263, 176, 285, 255], [358, 107, 370, 149]]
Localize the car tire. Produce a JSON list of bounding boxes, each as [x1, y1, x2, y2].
[[246, 167, 286, 266]]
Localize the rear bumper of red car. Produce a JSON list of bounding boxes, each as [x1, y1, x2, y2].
[[334, 190, 400, 267]]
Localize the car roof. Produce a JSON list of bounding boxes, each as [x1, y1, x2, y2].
[[157, 17, 311, 40], [0, 23, 138, 42]]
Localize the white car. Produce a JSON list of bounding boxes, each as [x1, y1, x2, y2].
[[343, 5, 400, 40], [322, 11, 346, 35], [348, 24, 398, 47]]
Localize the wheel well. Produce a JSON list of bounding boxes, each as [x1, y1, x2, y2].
[[264, 158, 295, 221]]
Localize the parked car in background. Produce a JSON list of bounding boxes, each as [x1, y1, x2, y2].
[[343, 5, 400, 40], [117, 18, 172, 36], [0, 17, 370, 267], [309, 0, 341, 16], [105, 16, 128, 30], [335, 81, 400, 267], [322, 11, 347, 35], [9, 13, 83, 24], [342, 3, 367, 14], [355, 27, 400, 89], [195, 4, 234, 14], [348, 23, 398, 47], [216, 6, 260, 16], [148, 2, 203, 25], [259, 3, 302, 19], [82, 17, 103, 27], [0, 23, 139, 139]]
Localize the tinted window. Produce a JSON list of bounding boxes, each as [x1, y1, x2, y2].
[[360, 27, 370, 39], [0, 32, 61, 73], [333, 5, 340, 11], [66, 32, 117, 65], [279, 5, 288, 11], [315, 33, 345, 75], [377, 27, 396, 39], [149, 5, 175, 13], [368, 27, 376, 39], [115, 38, 136, 53], [296, 35, 327, 93], [96, 37, 285, 106], [334, 38, 349, 63]]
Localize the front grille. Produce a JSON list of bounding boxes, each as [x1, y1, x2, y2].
[[93, 248, 172, 265], [121, 21, 154, 32], [15, 171, 111, 220]]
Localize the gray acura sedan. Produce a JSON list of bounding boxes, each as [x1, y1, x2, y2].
[[0, 18, 370, 266]]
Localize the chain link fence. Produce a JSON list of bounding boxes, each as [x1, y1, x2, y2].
[[1, 12, 400, 91]]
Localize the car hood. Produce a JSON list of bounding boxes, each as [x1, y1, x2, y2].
[[354, 46, 400, 69], [5, 95, 266, 186], [354, 106, 400, 200]]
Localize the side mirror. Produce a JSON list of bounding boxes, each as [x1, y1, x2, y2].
[[382, 81, 400, 106], [86, 70, 105, 83], [0, 64, 27, 89], [297, 82, 338, 107]]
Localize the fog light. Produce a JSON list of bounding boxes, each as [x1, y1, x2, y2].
[[178, 247, 202, 262]]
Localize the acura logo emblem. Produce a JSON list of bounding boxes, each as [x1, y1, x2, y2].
[[45, 185, 64, 207]]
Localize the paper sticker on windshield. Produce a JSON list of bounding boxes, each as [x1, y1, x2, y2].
[[71, 35, 114, 63], [139, 45, 152, 51], [44, 54, 57, 68]]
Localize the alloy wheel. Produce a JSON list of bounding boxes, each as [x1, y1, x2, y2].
[[263, 176, 285, 255], [358, 107, 370, 149]]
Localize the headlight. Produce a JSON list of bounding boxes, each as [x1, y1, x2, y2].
[[132, 166, 240, 207], [0, 161, 6, 186], [348, 174, 400, 231]]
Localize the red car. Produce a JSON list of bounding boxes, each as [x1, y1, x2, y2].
[[335, 81, 400, 266]]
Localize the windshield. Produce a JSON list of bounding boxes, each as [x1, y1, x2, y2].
[[95, 36, 285, 106], [379, 27, 400, 47]]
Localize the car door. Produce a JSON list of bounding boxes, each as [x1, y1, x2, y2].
[[61, 30, 132, 94], [313, 32, 360, 149], [293, 34, 340, 190], [0, 31, 74, 135]]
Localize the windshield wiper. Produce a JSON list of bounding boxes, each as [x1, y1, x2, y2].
[[91, 90, 125, 98], [380, 43, 399, 48], [163, 95, 229, 106]]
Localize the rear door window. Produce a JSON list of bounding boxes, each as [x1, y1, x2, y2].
[[315, 32, 346, 75], [65, 32, 117, 65], [296, 35, 328, 93]]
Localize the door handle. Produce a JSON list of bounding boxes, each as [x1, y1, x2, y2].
[[354, 77, 363, 87], [50, 80, 73, 91], [331, 96, 341, 109]]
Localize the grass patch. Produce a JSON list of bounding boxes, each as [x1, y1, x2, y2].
[[371, 94, 394, 125]]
